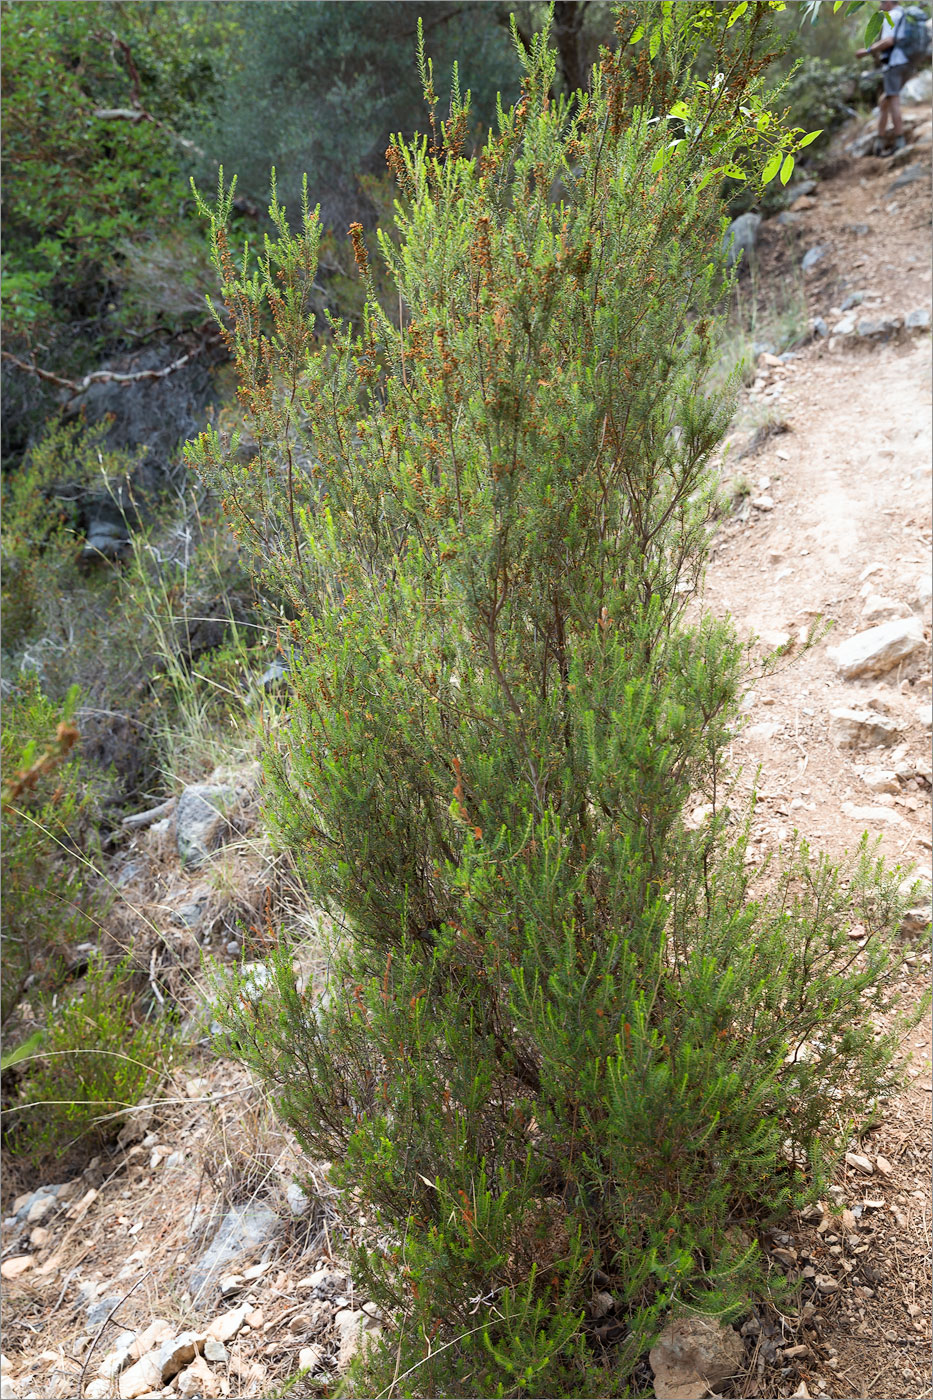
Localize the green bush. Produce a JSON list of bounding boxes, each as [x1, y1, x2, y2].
[[0, 0, 228, 335], [775, 54, 870, 149], [0, 417, 134, 670], [1, 681, 105, 1031], [6, 954, 172, 1166], [2, 414, 265, 789], [190, 7, 919, 1395]]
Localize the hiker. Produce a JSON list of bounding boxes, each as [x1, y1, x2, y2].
[[857, 2, 932, 155]]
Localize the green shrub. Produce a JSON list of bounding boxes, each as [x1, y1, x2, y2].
[[777, 54, 866, 141], [1, 681, 105, 1031], [0, 0, 228, 335], [7, 954, 172, 1166], [0, 416, 136, 675], [190, 7, 919, 1395], [2, 414, 265, 789]]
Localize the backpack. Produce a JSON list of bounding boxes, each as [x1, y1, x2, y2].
[[895, 7, 933, 62]]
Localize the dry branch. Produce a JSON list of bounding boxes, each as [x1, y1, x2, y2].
[[1, 343, 211, 401]]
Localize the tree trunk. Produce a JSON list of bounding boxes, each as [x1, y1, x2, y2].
[[552, 1, 587, 96], [496, 1, 589, 97]]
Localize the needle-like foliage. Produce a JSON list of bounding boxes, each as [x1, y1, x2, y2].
[[188, 6, 921, 1393]]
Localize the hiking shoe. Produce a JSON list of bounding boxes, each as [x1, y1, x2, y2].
[[882, 135, 907, 156]]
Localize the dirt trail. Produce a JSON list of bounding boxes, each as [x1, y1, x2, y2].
[[702, 136, 932, 1400]]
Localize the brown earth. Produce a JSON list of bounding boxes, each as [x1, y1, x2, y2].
[[1, 116, 930, 1400], [699, 124, 932, 1400]]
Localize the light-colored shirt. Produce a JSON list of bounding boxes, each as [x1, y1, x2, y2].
[[885, 6, 909, 67]]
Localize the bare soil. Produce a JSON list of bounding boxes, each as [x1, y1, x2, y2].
[[702, 132, 932, 1400]]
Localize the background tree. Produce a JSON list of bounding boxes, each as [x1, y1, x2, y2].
[[191, 0, 526, 233]]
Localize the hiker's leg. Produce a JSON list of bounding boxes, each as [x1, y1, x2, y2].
[[881, 65, 908, 141], [878, 92, 891, 139], [889, 92, 904, 138]]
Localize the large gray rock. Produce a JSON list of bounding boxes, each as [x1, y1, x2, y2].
[[189, 1204, 279, 1298], [12, 1182, 68, 1223], [887, 164, 927, 195], [649, 1315, 745, 1399], [902, 69, 933, 105], [158, 1332, 207, 1383], [830, 708, 902, 749], [176, 784, 237, 866], [857, 316, 901, 339], [801, 244, 826, 272], [723, 213, 761, 271], [86, 1294, 125, 1330], [827, 617, 926, 679]]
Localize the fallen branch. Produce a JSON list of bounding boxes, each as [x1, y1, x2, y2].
[[92, 106, 145, 122], [92, 104, 205, 156], [121, 796, 177, 830], [92, 27, 206, 157], [1, 345, 205, 400]]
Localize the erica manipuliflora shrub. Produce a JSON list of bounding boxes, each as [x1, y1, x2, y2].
[[188, 5, 921, 1393]]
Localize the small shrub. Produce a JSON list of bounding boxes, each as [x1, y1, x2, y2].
[[1, 680, 105, 1030], [192, 7, 922, 1395], [0, 417, 137, 687], [7, 954, 172, 1166]]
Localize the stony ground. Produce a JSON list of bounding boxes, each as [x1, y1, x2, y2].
[[1, 103, 930, 1400], [695, 111, 932, 1400]]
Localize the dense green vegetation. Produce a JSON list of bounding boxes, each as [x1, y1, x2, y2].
[[0, 1, 226, 335]]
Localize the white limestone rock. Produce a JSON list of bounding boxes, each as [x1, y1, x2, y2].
[[827, 618, 925, 679], [830, 709, 901, 749]]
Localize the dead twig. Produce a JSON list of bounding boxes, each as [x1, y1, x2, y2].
[[1, 345, 207, 401], [122, 797, 177, 830], [48, 1263, 87, 1319], [76, 1270, 151, 1399]]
